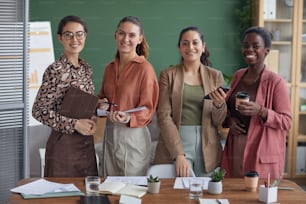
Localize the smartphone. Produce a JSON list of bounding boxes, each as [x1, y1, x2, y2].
[[80, 195, 110, 204], [203, 86, 230, 99]]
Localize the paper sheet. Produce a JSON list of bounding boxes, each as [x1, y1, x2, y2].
[[104, 176, 148, 186], [173, 177, 211, 190], [10, 178, 80, 195], [119, 195, 141, 204], [199, 198, 230, 204], [97, 106, 147, 116]]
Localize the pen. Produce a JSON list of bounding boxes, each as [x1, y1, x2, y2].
[[104, 101, 118, 106], [278, 186, 294, 190], [267, 173, 270, 188], [264, 181, 268, 188], [216, 199, 223, 204]]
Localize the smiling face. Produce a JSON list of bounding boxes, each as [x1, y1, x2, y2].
[[242, 33, 269, 67], [179, 30, 205, 63], [58, 22, 86, 57], [115, 21, 143, 57]]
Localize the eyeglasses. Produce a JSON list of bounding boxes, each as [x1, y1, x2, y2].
[[61, 31, 86, 40]]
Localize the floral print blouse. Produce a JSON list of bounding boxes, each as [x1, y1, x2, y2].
[[32, 55, 94, 134]]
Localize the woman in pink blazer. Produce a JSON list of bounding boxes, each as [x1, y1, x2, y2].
[[221, 26, 292, 179]]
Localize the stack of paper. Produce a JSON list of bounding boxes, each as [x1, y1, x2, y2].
[[10, 179, 83, 199]]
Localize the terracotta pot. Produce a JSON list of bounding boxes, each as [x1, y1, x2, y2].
[[207, 181, 222, 194], [147, 181, 161, 194]]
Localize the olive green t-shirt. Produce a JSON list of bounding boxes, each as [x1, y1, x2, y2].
[[181, 83, 203, 125]]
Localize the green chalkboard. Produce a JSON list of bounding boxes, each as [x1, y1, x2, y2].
[[30, 0, 243, 93]]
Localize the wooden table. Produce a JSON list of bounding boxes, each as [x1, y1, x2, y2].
[[8, 177, 306, 204]]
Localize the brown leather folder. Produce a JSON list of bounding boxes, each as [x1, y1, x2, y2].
[[59, 86, 98, 119]]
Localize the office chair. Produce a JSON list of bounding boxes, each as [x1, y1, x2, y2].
[[38, 148, 100, 177], [146, 164, 196, 178]]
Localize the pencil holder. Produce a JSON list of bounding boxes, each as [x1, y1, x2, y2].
[[258, 185, 278, 203]]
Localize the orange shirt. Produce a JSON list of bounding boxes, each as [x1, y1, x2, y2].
[[98, 56, 159, 127]]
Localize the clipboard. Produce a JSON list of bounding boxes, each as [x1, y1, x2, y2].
[[59, 86, 98, 119]]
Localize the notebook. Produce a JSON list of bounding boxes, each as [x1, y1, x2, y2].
[[59, 86, 98, 119], [99, 182, 147, 198]]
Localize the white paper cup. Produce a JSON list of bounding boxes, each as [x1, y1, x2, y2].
[[235, 92, 250, 110]]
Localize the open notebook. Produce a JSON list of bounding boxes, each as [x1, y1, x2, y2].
[[99, 182, 147, 198]]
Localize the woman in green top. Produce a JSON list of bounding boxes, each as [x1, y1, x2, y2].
[[154, 26, 227, 176]]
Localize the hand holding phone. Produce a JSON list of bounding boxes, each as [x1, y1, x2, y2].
[[203, 86, 230, 99]]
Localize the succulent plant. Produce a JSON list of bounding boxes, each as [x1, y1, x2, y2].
[[210, 168, 226, 182], [147, 174, 160, 183]]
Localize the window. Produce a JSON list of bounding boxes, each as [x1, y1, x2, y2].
[[0, 0, 28, 202]]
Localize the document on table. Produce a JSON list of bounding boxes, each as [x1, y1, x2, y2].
[[97, 106, 147, 117], [119, 195, 141, 204], [199, 198, 230, 204], [173, 177, 211, 190], [10, 178, 83, 198], [104, 176, 148, 186]]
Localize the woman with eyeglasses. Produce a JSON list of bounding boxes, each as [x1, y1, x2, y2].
[[32, 15, 98, 177], [221, 26, 292, 179], [97, 16, 159, 176]]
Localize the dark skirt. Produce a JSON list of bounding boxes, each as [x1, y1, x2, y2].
[[44, 129, 98, 177]]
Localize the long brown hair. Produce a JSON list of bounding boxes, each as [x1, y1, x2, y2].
[[178, 26, 211, 66], [115, 16, 149, 59]]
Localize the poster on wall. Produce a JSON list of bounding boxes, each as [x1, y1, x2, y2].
[[29, 22, 55, 126]]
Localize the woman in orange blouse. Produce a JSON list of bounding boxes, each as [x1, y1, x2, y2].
[[98, 16, 159, 176]]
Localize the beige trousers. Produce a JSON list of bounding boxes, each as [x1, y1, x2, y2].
[[102, 121, 151, 176]]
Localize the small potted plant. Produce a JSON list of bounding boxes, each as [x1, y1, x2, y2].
[[207, 168, 226, 194], [147, 174, 160, 194]]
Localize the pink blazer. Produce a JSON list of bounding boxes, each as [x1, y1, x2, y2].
[[221, 67, 292, 179]]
